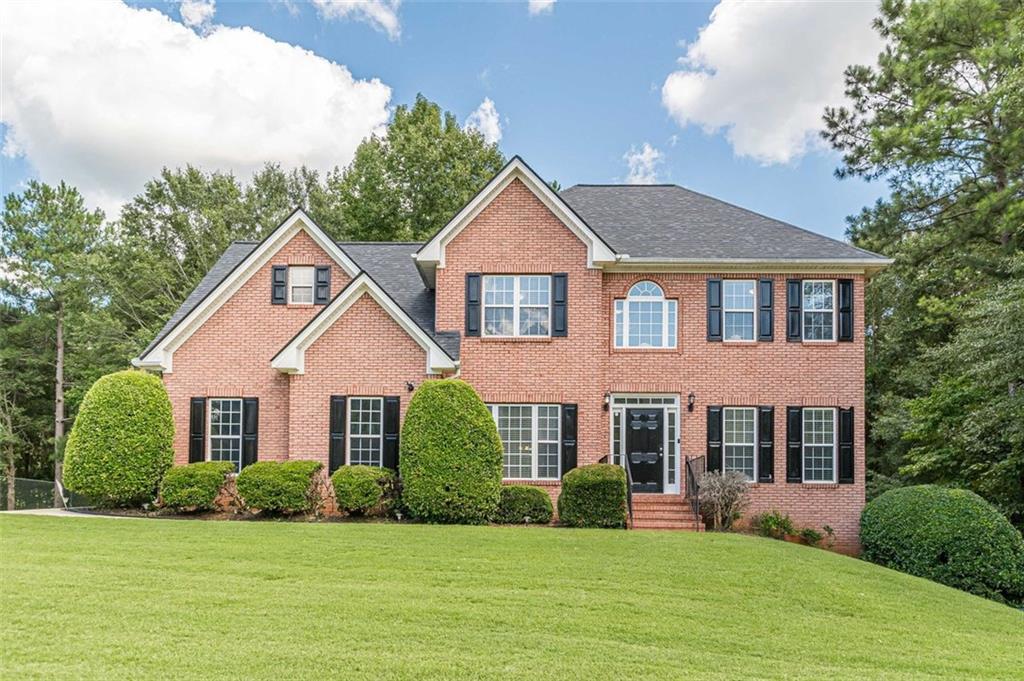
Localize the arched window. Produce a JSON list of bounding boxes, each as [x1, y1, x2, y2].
[[614, 281, 677, 348]]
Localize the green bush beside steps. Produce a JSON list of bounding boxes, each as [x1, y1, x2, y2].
[[558, 464, 628, 528], [492, 485, 553, 524]]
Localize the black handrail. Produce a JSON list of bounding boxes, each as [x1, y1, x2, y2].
[[685, 455, 705, 522]]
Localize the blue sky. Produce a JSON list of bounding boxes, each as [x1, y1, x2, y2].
[[1, 1, 887, 241]]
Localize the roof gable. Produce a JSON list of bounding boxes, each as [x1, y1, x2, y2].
[[272, 273, 458, 375], [135, 209, 359, 372], [414, 156, 618, 286]]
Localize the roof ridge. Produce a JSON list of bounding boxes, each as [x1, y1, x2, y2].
[[565, 183, 680, 188], [338, 240, 425, 246]]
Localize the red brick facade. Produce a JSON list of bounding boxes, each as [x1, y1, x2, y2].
[[161, 178, 869, 550]]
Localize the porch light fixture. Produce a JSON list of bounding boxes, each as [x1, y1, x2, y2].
[[687, 392, 695, 412], [406, 381, 415, 392], [603, 392, 610, 411]]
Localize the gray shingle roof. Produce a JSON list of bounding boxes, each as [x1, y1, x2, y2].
[[559, 184, 889, 262], [141, 241, 460, 361]]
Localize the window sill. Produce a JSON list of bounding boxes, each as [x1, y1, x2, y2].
[[798, 482, 840, 489], [480, 336, 553, 343], [800, 340, 838, 346], [503, 478, 561, 486], [611, 346, 678, 353]]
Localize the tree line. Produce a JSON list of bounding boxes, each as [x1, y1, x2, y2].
[[2, 0, 1022, 526]]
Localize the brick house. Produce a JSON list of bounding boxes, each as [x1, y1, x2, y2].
[[135, 157, 891, 548]]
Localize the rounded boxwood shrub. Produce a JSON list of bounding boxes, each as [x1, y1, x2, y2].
[[861, 485, 1024, 604], [159, 462, 234, 512], [236, 460, 323, 514], [399, 379, 502, 524], [492, 485, 553, 525], [63, 370, 174, 506], [558, 464, 627, 528], [331, 465, 396, 516]]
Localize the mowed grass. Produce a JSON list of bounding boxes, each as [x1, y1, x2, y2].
[[1, 516, 1021, 680]]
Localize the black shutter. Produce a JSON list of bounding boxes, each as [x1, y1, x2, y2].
[[786, 407, 803, 482], [465, 273, 482, 337], [706, 406, 723, 473], [758, 406, 774, 483], [241, 398, 258, 469], [758, 279, 774, 342], [551, 273, 568, 337], [707, 278, 723, 341], [314, 266, 331, 305], [786, 279, 802, 341], [838, 279, 854, 342], [838, 407, 854, 483], [561, 404, 577, 475], [328, 396, 346, 474], [271, 265, 287, 305], [383, 397, 400, 471], [189, 397, 206, 463]]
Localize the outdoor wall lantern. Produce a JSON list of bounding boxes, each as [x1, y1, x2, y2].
[[603, 392, 610, 411], [687, 392, 696, 412], [406, 381, 415, 392]]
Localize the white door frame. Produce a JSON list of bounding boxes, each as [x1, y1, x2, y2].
[[608, 393, 681, 494]]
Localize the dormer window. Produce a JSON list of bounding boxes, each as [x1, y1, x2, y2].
[[614, 281, 677, 349], [288, 266, 314, 305]]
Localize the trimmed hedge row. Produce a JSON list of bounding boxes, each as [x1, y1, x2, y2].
[[236, 460, 322, 514], [63, 370, 175, 507], [399, 380, 503, 524], [492, 485, 553, 524], [558, 464, 627, 528], [861, 485, 1024, 605], [160, 462, 234, 511], [331, 465, 396, 516]]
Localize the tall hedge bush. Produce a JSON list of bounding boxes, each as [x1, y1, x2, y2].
[[558, 464, 627, 528], [63, 370, 174, 506], [861, 485, 1024, 605], [399, 380, 502, 524], [236, 461, 322, 514]]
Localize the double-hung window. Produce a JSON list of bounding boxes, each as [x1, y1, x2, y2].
[[723, 280, 756, 341], [482, 275, 550, 337], [723, 407, 756, 481], [209, 398, 243, 472], [348, 397, 383, 466], [289, 266, 314, 305], [487, 404, 560, 480], [802, 408, 836, 483], [614, 281, 677, 349], [802, 280, 835, 341]]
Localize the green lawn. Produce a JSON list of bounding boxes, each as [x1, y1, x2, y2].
[[1, 516, 1021, 680]]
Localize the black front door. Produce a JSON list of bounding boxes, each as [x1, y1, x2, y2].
[[626, 408, 663, 493]]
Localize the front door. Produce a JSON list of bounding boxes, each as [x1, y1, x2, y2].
[[626, 408, 663, 493]]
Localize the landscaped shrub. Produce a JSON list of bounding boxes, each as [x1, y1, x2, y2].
[[159, 462, 234, 512], [698, 471, 750, 531], [331, 465, 396, 516], [236, 460, 323, 514], [752, 510, 796, 539], [63, 370, 174, 506], [558, 464, 627, 528], [861, 485, 1024, 605], [492, 485, 553, 525], [399, 380, 502, 524]]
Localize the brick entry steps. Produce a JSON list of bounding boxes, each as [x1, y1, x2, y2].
[[630, 493, 704, 531]]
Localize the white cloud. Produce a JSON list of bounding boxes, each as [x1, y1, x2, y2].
[[180, 0, 216, 32], [661, 0, 882, 164], [0, 1, 391, 215], [528, 0, 556, 17], [464, 98, 502, 145], [623, 143, 663, 184], [311, 0, 402, 41]]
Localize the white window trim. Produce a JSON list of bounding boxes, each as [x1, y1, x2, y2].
[[801, 279, 837, 343], [722, 407, 758, 482], [208, 397, 242, 473], [482, 275, 552, 338], [488, 403, 561, 480], [288, 265, 315, 305], [802, 407, 837, 484], [614, 282, 678, 349], [723, 279, 757, 343], [347, 396, 384, 467]]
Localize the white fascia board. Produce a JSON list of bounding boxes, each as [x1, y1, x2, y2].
[[139, 209, 359, 372], [605, 256, 894, 276], [271, 274, 458, 376], [414, 157, 617, 277]]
